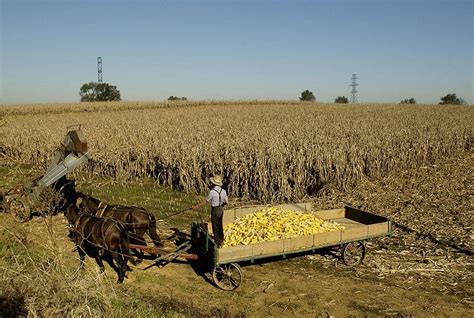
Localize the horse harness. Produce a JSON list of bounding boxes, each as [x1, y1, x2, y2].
[[69, 212, 120, 254], [96, 201, 108, 217], [79, 194, 155, 229]]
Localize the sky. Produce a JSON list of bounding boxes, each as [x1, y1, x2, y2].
[[0, 0, 472, 104]]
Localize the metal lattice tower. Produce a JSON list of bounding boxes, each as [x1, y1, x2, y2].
[[97, 57, 103, 83], [349, 74, 359, 104]]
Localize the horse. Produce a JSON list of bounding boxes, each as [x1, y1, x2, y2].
[[75, 193, 163, 260], [64, 203, 132, 283], [53, 176, 79, 211]]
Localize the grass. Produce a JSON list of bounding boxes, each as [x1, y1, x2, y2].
[[0, 164, 211, 317], [0, 163, 212, 229], [0, 209, 242, 317], [0, 208, 188, 317], [76, 175, 208, 229], [0, 162, 254, 317], [1, 158, 472, 317]]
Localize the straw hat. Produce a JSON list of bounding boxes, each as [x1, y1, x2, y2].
[[209, 175, 223, 186]]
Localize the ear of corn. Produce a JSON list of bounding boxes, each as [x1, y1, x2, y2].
[[222, 207, 345, 247]]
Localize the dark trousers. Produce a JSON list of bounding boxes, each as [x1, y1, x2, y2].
[[211, 206, 224, 246]]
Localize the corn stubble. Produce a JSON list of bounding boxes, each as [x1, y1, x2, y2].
[[1, 102, 472, 202]]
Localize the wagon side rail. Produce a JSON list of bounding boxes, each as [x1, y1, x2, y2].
[[216, 206, 392, 265], [217, 229, 389, 265]]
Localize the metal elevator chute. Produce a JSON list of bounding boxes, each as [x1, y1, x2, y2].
[[1, 127, 91, 221]]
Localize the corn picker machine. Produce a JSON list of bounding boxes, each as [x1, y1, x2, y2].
[[1, 127, 90, 221]]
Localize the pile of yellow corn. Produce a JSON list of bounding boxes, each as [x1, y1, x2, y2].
[[222, 207, 345, 247]]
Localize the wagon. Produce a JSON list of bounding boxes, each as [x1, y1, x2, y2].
[[190, 204, 392, 290], [130, 204, 391, 290]]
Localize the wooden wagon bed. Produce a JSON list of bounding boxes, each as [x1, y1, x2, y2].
[[191, 204, 391, 290]]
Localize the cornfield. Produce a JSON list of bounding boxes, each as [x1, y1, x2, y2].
[[0, 101, 472, 202]]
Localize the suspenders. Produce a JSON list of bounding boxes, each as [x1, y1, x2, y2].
[[212, 188, 224, 207]]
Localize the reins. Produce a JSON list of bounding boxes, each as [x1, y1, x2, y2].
[[79, 194, 193, 225], [156, 208, 193, 221]]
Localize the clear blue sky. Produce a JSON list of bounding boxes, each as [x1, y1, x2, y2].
[[1, 0, 472, 104]]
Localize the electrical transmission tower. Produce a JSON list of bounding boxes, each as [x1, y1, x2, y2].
[[349, 74, 359, 104], [97, 57, 103, 83]]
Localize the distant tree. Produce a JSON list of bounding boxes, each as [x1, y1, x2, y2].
[[400, 98, 416, 104], [299, 90, 315, 102], [79, 82, 121, 102], [334, 96, 349, 104], [168, 96, 187, 101], [439, 93, 462, 105]]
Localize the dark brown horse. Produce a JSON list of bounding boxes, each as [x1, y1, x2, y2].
[[64, 203, 131, 283], [75, 193, 163, 258]]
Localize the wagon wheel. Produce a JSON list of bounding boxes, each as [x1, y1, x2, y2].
[[342, 241, 366, 267], [212, 263, 243, 291]]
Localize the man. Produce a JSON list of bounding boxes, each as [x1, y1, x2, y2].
[[192, 175, 228, 247]]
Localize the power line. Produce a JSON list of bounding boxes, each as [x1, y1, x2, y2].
[[97, 57, 103, 83], [349, 74, 359, 104]]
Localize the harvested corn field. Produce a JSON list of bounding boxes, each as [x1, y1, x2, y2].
[[1, 152, 472, 316], [0, 101, 472, 203], [0, 107, 473, 315]]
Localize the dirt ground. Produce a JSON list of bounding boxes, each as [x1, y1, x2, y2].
[[126, 151, 474, 316], [125, 243, 472, 317], [1, 152, 473, 316], [2, 212, 471, 317]]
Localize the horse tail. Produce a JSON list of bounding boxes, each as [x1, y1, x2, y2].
[[147, 212, 163, 247]]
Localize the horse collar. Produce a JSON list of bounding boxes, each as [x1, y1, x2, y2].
[[97, 202, 108, 217]]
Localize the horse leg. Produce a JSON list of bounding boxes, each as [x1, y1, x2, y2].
[[76, 246, 86, 270], [70, 247, 86, 279], [147, 215, 163, 248], [95, 256, 105, 273], [68, 246, 85, 279], [103, 252, 125, 275], [111, 252, 125, 283], [129, 235, 145, 264], [120, 232, 132, 276]]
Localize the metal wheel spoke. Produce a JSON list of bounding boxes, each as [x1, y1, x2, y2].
[[228, 276, 238, 288], [342, 241, 366, 267], [214, 268, 225, 275], [222, 278, 233, 288], [212, 263, 243, 291]]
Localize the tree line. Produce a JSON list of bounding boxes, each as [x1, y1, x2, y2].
[[299, 89, 467, 105], [78, 83, 468, 105]]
